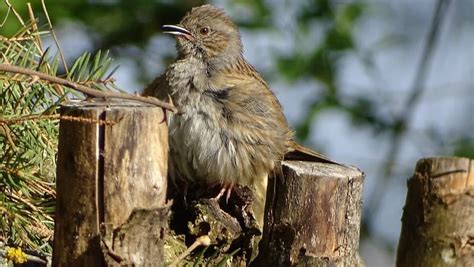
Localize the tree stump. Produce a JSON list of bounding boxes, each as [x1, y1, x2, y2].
[[255, 160, 365, 266], [397, 157, 474, 267], [53, 100, 169, 266], [164, 185, 261, 266]]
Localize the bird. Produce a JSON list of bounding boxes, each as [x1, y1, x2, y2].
[[143, 4, 334, 227]]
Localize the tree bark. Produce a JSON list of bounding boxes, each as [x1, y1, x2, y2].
[[255, 160, 365, 266], [53, 100, 169, 266], [397, 157, 474, 267]]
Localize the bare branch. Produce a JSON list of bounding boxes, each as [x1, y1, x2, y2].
[[0, 63, 177, 112]]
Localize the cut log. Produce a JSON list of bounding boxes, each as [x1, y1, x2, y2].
[[53, 100, 168, 266], [255, 160, 365, 266], [397, 157, 474, 267]]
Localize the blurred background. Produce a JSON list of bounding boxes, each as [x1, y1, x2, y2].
[[2, 0, 473, 265]]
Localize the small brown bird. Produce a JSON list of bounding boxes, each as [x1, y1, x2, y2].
[[144, 4, 333, 226]]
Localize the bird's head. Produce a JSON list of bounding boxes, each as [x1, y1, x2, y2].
[[162, 5, 243, 68]]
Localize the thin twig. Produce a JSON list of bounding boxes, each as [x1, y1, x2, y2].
[[29, 3, 65, 95], [41, 0, 69, 73], [0, 1, 10, 27], [59, 115, 117, 126], [0, 63, 177, 111], [29, 179, 56, 198], [8, 191, 54, 222], [4, 0, 25, 26], [0, 36, 35, 42], [365, 0, 451, 224], [0, 114, 59, 125], [4, 0, 43, 55], [0, 124, 17, 150], [170, 235, 211, 267], [27, 3, 43, 51]]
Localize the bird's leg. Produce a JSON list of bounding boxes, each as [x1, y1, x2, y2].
[[183, 182, 188, 206], [225, 184, 233, 203], [211, 183, 233, 203], [211, 186, 227, 202]]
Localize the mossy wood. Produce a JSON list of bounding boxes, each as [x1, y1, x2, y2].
[[397, 157, 474, 267], [53, 100, 169, 266]]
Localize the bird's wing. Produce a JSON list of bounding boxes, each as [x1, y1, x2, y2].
[[142, 74, 170, 100]]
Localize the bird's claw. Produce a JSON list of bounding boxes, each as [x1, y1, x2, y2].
[[211, 184, 233, 203]]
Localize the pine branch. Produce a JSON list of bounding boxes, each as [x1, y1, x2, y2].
[[1, 1, 173, 258], [0, 63, 177, 112]]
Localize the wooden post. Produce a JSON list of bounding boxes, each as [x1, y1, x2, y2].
[[397, 157, 474, 267], [254, 161, 365, 266], [53, 100, 169, 266]]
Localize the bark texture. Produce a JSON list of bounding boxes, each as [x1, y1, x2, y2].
[[53, 100, 168, 266], [165, 185, 261, 266], [255, 160, 365, 267], [397, 157, 474, 267]]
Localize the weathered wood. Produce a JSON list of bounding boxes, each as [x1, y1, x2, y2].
[[165, 185, 261, 266], [254, 161, 365, 267], [53, 100, 168, 266], [53, 106, 102, 266], [396, 157, 474, 267], [101, 206, 170, 266]]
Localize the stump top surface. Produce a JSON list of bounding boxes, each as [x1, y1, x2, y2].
[[414, 157, 474, 196], [282, 160, 363, 178]]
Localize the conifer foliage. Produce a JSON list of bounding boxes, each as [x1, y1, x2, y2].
[[0, 2, 117, 259]]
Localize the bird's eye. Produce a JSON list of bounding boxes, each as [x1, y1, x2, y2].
[[199, 26, 210, 35]]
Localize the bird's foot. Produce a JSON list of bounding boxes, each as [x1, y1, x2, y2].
[[211, 183, 233, 203]]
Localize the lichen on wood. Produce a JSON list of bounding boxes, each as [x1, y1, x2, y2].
[[397, 157, 474, 267]]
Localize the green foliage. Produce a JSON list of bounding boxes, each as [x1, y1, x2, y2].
[[67, 50, 120, 91], [188, 247, 240, 267], [1, 19, 60, 256], [277, 1, 368, 140], [233, 0, 271, 28], [278, 1, 364, 83], [1, 1, 206, 50], [0, 2, 118, 258], [453, 137, 474, 159]]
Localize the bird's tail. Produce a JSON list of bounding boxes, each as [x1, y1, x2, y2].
[[284, 141, 339, 164], [251, 172, 268, 229]]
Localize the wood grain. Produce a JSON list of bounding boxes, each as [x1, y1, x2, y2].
[[255, 161, 365, 266], [53, 100, 168, 266]]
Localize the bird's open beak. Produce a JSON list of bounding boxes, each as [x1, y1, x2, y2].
[[162, 25, 193, 39]]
